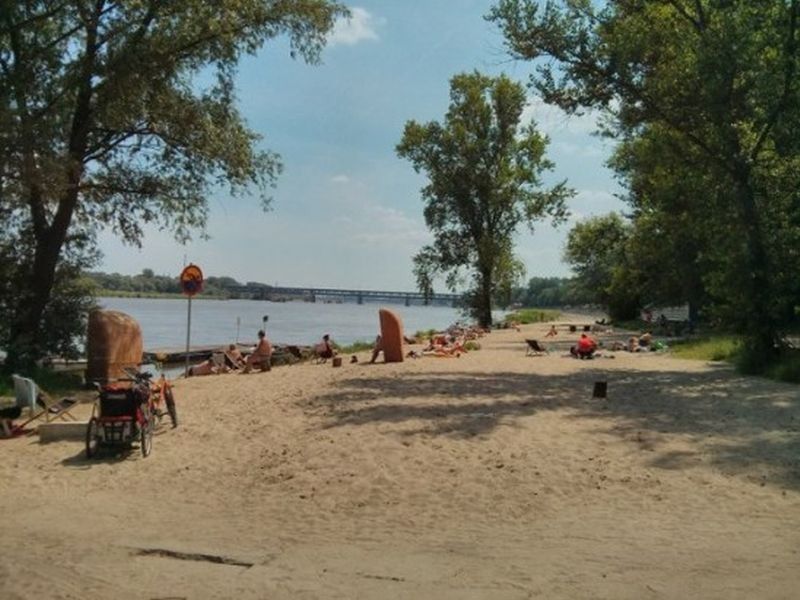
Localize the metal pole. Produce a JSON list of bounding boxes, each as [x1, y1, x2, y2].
[[184, 296, 193, 377], [236, 316, 241, 344]]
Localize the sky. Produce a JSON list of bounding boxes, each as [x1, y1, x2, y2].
[[96, 0, 623, 291]]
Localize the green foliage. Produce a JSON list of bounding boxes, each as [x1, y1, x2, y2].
[[334, 340, 374, 354], [764, 351, 800, 384], [397, 71, 572, 327], [0, 367, 85, 397], [508, 276, 591, 307], [463, 340, 481, 351], [489, 0, 800, 369], [0, 0, 347, 367], [505, 308, 560, 324], [413, 329, 438, 340], [86, 269, 238, 298], [563, 213, 639, 320], [670, 337, 742, 362]]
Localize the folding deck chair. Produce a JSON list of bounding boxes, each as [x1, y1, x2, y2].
[[11, 375, 80, 431], [525, 339, 548, 356]]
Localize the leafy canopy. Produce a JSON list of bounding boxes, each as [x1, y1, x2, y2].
[[397, 71, 571, 326]]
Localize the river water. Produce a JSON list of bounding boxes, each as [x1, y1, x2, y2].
[[98, 297, 471, 350]]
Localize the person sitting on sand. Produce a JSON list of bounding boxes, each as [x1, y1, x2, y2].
[[369, 334, 383, 364], [627, 336, 640, 353], [545, 325, 558, 338], [244, 329, 272, 373], [570, 333, 597, 359], [638, 331, 653, 349], [315, 334, 335, 361], [226, 344, 246, 369]]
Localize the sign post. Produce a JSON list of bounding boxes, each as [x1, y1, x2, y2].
[[179, 264, 204, 377]]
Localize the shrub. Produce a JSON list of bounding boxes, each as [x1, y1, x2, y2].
[[504, 308, 560, 325]]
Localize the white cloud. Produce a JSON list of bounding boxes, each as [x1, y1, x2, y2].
[[328, 7, 381, 47], [520, 97, 601, 137], [331, 174, 350, 184]]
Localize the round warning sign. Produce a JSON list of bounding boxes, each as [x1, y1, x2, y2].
[[180, 264, 204, 297]]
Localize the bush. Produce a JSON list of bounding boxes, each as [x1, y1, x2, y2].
[[670, 336, 741, 361], [464, 341, 481, 351], [764, 350, 800, 383], [334, 340, 374, 354], [504, 308, 560, 324], [0, 367, 84, 397]]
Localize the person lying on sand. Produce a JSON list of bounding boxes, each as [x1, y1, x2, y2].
[[189, 358, 224, 377], [545, 325, 558, 338]]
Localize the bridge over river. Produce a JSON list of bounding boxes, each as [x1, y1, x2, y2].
[[223, 284, 462, 307]]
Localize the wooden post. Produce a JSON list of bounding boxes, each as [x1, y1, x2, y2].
[[593, 380, 607, 399]]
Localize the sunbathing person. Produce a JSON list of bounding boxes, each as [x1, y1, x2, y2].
[[243, 329, 272, 373], [638, 332, 653, 349], [315, 334, 335, 361], [189, 358, 223, 376], [226, 344, 246, 369], [545, 325, 558, 338]]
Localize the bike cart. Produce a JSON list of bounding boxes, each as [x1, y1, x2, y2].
[[86, 372, 154, 458]]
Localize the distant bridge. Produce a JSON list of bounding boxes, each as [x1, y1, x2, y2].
[[223, 284, 463, 307]]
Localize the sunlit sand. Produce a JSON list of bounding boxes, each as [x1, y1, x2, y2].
[[1, 319, 797, 599]]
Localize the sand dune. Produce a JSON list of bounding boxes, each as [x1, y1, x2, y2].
[[1, 321, 798, 599]]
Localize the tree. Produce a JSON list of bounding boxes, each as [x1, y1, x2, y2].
[[397, 72, 572, 327], [0, 0, 347, 367], [564, 212, 640, 320], [608, 126, 713, 323], [490, 0, 800, 368]]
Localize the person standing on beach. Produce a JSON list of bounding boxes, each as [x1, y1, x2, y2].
[[369, 335, 383, 364], [244, 330, 272, 372]]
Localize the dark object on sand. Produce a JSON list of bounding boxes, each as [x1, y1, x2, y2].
[[350, 356, 358, 363], [332, 357, 343, 368], [593, 381, 608, 399], [569, 325, 577, 333]]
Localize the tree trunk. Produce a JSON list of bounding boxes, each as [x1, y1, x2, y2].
[[5, 183, 81, 370], [733, 164, 779, 369], [475, 269, 494, 329]]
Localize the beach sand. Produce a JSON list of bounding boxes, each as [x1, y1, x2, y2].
[[1, 319, 798, 599]]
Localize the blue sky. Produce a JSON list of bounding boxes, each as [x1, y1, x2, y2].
[[97, 1, 623, 290]]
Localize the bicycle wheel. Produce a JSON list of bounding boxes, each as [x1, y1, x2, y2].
[[140, 412, 153, 457], [164, 386, 178, 428], [85, 417, 100, 459]]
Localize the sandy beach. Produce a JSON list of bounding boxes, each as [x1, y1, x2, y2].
[[1, 319, 798, 599]]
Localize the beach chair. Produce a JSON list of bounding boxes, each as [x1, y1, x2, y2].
[[525, 339, 548, 356], [12, 375, 80, 427]]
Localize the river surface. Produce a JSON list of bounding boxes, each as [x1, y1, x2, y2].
[[99, 297, 473, 350]]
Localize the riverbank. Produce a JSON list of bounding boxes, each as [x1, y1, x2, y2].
[[1, 318, 797, 598]]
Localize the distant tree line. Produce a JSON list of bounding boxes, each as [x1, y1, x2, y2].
[[86, 270, 244, 298], [501, 277, 593, 309]]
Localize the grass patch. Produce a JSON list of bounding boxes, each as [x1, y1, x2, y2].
[[669, 336, 741, 362], [334, 340, 374, 354], [464, 340, 481, 351], [0, 367, 85, 397], [504, 308, 560, 325], [413, 328, 438, 340]]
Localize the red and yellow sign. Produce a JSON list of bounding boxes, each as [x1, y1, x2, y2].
[[179, 264, 204, 297]]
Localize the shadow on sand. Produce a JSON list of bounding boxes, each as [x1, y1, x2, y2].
[[306, 366, 800, 488]]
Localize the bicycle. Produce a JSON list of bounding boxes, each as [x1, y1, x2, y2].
[[149, 373, 178, 429]]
